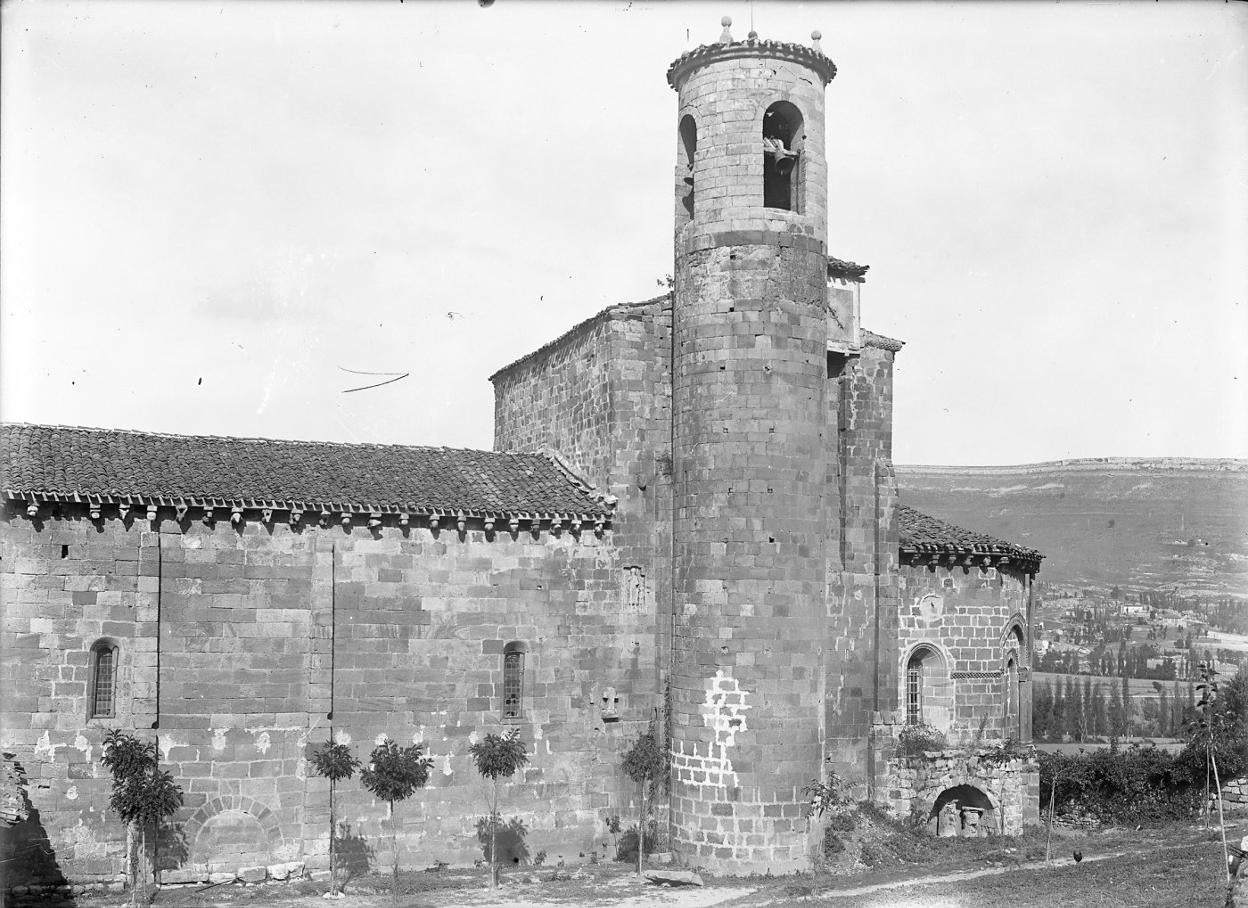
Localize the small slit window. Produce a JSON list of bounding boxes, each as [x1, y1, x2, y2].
[[503, 643, 525, 720], [762, 101, 804, 212], [90, 640, 118, 719]]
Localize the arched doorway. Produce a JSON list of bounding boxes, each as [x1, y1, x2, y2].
[[926, 784, 998, 838]]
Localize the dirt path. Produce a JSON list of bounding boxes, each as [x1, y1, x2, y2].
[[131, 823, 1237, 908], [782, 839, 1213, 905], [428, 874, 752, 908]]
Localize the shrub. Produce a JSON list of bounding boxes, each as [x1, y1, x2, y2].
[[829, 811, 857, 832], [1038, 742, 1197, 824], [859, 842, 889, 868], [802, 767, 850, 818], [898, 723, 946, 757], [614, 820, 659, 863], [821, 825, 845, 857], [982, 738, 1031, 766]]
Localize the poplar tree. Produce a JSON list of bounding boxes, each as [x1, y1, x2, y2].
[[1081, 677, 1094, 739], [1108, 680, 1124, 739], [1064, 676, 1083, 741], [1051, 681, 1067, 741], [1091, 682, 1107, 739], [1033, 681, 1053, 742], [1121, 674, 1132, 737]]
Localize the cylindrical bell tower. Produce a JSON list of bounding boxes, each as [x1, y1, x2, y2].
[[666, 20, 836, 874]]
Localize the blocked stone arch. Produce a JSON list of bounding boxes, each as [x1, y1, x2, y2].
[[184, 795, 284, 870], [922, 780, 1001, 837]]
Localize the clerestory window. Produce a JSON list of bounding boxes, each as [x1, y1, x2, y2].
[[90, 640, 118, 719], [503, 643, 525, 720]]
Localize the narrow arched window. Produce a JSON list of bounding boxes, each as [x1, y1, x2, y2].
[[503, 642, 525, 720], [1005, 656, 1020, 739], [677, 114, 698, 224], [905, 645, 951, 731], [90, 640, 118, 719], [906, 653, 924, 725], [762, 101, 804, 212]]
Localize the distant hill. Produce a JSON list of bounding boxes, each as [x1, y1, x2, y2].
[[896, 458, 1248, 598]]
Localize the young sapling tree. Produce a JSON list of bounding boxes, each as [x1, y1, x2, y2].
[[468, 728, 529, 887], [99, 730, 183, 908], [360, 738, 433, 908], [1191, 662, 1231, 881], [307, 739, 360, 895], [620, 720, 666, 874]]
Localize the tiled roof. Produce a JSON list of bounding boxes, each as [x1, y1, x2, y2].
[[1, 423, 612, 520], [827, 257, 869, 284], [898, 505, 1043, 569], [862, 329, 904, 352]]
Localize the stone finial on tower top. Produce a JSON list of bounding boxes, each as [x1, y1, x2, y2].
[[666, 21, 837, 89], [811, 30, 823, 53]]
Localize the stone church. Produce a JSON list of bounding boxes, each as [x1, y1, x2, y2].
[[1, 21, 1042, 892]]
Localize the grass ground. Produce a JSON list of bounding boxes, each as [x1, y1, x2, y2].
[[782, 840, 1225, 907], [50, 820, 1235, 908]]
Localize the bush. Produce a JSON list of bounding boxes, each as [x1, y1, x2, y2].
[[803, 767, 851, 818], [859, 842, 889, 868], [821, 825, 845, 857], [614, 821, 660, 863], [981, 738, 1030, 766], [898, 723, 947, 757], [1038, 742, 1199, 824], [829, 811, 857, 832]]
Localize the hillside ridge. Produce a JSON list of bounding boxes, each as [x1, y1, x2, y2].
[[896, 458, 1248, 597], [897, 457, 1248, 476]]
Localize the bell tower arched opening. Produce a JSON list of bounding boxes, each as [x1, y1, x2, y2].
[[677, 114, 697, 223], [762, 101, 804, 212]]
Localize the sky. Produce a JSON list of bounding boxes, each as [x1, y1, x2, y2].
[[2, 0, 1246, 466]]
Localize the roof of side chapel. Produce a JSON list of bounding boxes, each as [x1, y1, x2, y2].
[[0, 423, 612, 519], [897, 505, 1043, 567]]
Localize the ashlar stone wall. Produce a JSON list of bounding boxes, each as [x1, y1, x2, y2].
[[878, 750, 1040, 837], [0, 503, 656, 891], [825, 341, 902, 797], [896, 561, 1034, 747]]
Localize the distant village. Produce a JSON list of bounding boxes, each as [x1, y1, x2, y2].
[[1030, 583, 1247, 743]]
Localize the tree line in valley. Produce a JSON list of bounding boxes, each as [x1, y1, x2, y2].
[[1031, 674, 1197, 742]]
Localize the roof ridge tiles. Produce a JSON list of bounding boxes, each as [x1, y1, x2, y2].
[[1, 423, 613, 520]]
